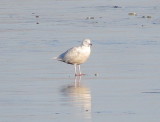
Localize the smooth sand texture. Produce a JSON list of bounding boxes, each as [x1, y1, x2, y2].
[[0, 0, 160, 122]]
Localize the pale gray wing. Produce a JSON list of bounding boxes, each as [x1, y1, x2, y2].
[[57, 46, 81, 64]]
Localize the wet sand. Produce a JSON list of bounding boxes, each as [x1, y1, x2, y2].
[[0, 0, 160, 122]]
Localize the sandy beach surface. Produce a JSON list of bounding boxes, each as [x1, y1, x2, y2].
[[0, 0, 160, 121]]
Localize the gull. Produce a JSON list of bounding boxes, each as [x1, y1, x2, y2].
[[54, 39, 92, 76]]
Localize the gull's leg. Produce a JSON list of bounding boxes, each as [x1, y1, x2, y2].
[[74, 64, 77, 76], [75, 64, 80, 76], [78, 65, 81, 75], [78, 65, 85, 76], [75, 64, 85, 76]]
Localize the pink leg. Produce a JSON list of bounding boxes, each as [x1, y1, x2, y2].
[[77, 65, 85, 76], [74, 64, 85, 76], [74, 64, 77, 76]]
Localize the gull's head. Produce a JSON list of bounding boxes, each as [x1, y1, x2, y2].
[[82, 39, 92, 47]]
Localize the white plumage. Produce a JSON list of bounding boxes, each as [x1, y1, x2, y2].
[[54, 39, 92, 76]]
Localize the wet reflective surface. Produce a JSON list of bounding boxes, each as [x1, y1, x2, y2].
[[61, 76, 92, 120], [0, 0, 160, 122]]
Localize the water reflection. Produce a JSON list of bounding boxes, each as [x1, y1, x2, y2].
[[61, 76, 91, 119]]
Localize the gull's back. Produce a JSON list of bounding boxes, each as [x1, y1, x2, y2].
[[56, 39, 92, 65], [57, 45, 91, 65]]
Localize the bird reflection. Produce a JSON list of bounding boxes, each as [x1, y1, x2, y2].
[[61, 76, 91, 119]]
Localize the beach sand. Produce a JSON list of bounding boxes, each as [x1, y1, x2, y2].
[[0, 0, 160, 121]]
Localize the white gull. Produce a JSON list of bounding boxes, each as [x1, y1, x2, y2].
[[54, 39, 92, 76]]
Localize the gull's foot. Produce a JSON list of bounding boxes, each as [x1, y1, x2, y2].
[[75, 73, 86, 76]]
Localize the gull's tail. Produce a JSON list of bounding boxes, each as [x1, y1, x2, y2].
[[52, 57, 57, 60], [52, 55, 63, 61]]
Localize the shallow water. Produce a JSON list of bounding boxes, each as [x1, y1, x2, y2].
[[0, 0, 160, 122]]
